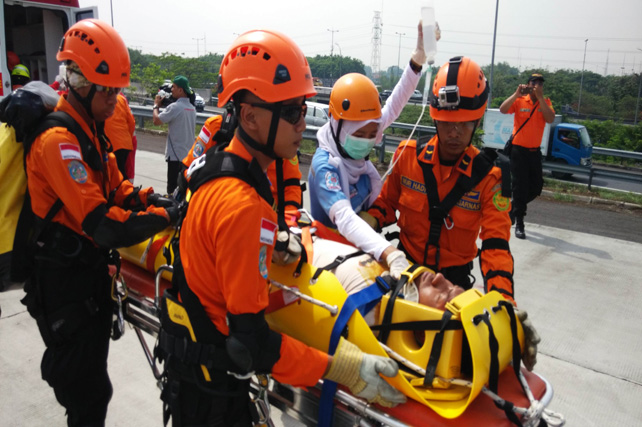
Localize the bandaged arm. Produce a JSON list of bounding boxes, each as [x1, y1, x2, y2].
[[330, 199, 390, 261]]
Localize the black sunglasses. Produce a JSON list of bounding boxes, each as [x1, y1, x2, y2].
[[248, 102, 307, 125]]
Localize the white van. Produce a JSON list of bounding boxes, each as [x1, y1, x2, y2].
[[305, 101, 329, 127], [1, 0, 96, 98]]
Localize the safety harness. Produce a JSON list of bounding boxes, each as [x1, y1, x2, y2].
[[414, 138, 510, 275], [156, 144, 282, 426]]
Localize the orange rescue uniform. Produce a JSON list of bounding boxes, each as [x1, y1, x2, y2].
[[27, 96, 169, 240], [180, 136, 329, 387], [368, 137, 515, 302], [508, 96, 555, 149], [184, 115, 303, 214], [104, 94, 135, 152]]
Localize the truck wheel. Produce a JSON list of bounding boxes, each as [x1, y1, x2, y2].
[[551, 159, 572, 179]]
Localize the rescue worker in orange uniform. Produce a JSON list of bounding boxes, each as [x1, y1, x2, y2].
[[500, 73, 556, 239], [168, 30, 405, 426], [183, 112, 304, 215], [23, 20, 176, 426], [105, 92, 136, 180], [363, 56, 540, 371]]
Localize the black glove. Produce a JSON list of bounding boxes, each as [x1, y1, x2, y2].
[[148, 193, 176, 208], [165, 206, 180, 226]]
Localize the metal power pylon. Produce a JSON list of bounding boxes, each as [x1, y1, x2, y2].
[[370, 11, 382, 79]]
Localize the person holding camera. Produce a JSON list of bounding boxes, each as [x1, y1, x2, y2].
[[153, 75, 196, 194], [499, 73, 555, 239]]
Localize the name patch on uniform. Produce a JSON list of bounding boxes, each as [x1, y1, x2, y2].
[[401, 175, 426, 194], [198, 126, 211, 144], [258, 245, 269, 279], [59, 143, 82, 160], [260, 218, 277, 245], [192, 141, 205, 158], [324, 171, 341, 191], [67, 160, 88, 183], [456, 190, 481, 211]]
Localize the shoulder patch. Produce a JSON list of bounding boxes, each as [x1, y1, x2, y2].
[[67, 160, 88, 183], [324, 171, 341, 191], [59, 143, 82, 161], [192, 141, 205, 158], [198, 126, 211, 144], [258, 245, 269, 279], [260, 218, 277, 245], [492, 191, 510, 211]]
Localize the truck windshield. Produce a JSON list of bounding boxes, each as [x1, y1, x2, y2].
[[579, 127, 593, 148]]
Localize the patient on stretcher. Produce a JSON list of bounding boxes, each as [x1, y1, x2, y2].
[[312, 237, 464, 323]]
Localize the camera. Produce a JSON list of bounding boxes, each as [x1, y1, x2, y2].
[[157, 82, 176, 107], [520, 86, 532, 95]]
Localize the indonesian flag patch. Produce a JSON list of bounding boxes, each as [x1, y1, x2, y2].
[[59, 143, 82, 161], [260, 218, 277, 245], [198, 126, 211, 144]]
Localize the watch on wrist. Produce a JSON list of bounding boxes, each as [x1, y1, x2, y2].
[[153, 105, 160, 110]]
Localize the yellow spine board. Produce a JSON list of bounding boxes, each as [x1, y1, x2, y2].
[[267, 263, 524, 419], [119, 227, 175, 281]]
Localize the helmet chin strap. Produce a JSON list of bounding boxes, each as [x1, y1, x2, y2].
[[330, 118, 352, 159], [68, 83, 98, 121], [236, 102, 282, 159]]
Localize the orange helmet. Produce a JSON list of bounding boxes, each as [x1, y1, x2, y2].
[[430, 56, 488, 122], [217, 30, 316, 107], [329, 73, 381, 121], [57, 19, 130, 88]]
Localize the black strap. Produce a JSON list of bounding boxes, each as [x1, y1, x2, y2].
[[311, 250, 365, 282], [416, 141, 496, 269], [189, 146, 274, 206], [423, 310, 454, 386], [370, 318, 462, 334], [377, 263, 421, 345]]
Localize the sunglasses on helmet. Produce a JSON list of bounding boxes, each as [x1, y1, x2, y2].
[[247, 102, 307, 125]]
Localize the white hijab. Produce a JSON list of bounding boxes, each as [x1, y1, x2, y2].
[[317, 117, 383, 210]]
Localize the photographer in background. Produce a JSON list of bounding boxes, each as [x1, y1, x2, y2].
[[153, 75, 196, 194], [499, 73, 555, 239]]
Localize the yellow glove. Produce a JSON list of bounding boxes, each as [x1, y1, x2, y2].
[[324, 338, 406, 407], [358, 210, 379, 230]]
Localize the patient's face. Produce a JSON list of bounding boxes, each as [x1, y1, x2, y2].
[[416, 271, 464, 310]]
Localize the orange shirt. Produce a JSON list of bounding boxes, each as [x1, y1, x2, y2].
[[508, 96, 555, 149], [26, 96, 167, 238], [184, 115, 303, 214], [105, 94, 135, 152], [368, 137, 514, 302], [180, 136, 328, 387]]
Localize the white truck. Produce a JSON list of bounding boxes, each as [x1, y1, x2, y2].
[[1, 0, 96, 98], [482, 108, 593, 176]]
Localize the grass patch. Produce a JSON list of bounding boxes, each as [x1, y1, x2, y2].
[[543, 177, 642, 205]]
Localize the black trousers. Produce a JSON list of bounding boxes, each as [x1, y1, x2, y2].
[[167, 160, 182, 195], [510, 145, 543, 218], [24, 251, 114, 427], [166, 368, 255, 427]]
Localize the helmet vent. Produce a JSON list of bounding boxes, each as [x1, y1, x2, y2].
[[342, 99, 350, 111], [273, 64, 291, 85], [263, 52, 271, 61]]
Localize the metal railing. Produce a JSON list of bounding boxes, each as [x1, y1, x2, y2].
[[130, 105, 641, 188]]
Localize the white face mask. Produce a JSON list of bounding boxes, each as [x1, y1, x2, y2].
[[342, 134, 377, 159]]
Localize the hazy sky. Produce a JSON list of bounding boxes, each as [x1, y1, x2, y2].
[[83, 0, 642, 76]]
